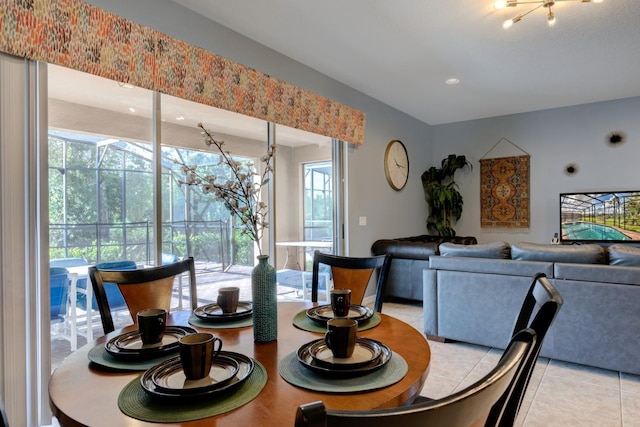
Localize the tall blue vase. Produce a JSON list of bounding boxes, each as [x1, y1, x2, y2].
[[251, 255, 277, 342]]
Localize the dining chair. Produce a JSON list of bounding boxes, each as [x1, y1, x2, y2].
[[295, 328, 537, 427], [311, 251, 392, 312], [88, 257, 197, 334], [485, 272, 564, 427], [0, 394, 9, 427]]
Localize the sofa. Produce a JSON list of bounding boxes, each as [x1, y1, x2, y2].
[[371, 235, 477, 301], [424, 241, 640, 375]]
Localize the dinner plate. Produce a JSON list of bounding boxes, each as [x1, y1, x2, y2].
[[150, 354, 240, 395], [306, 304, 374, 325], [307, 338, 383, 370], [105, 326, 197, 360], [297, 338, 392, 378], [141, 351, 255, 399], [193, 301, 253, 322]]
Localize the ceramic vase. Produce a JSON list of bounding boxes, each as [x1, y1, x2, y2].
[[251, 254, 278, 342]]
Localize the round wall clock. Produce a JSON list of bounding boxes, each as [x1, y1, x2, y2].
[[384, 140, 409, 191]]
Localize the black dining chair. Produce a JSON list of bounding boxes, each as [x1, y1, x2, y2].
[[88, 257, 197, 334], [311, 251, 392, 312], [0, 394, 8, 427], [485, 272, 564, 427], [295, 328, 537, 427]]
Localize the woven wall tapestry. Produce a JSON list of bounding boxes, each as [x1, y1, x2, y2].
[[480, 155, 530, 231]]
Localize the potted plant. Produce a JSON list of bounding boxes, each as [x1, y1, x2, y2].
[[421, 154, 472, 236]]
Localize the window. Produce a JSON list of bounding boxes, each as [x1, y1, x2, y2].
[[304, 161, 333, 241]]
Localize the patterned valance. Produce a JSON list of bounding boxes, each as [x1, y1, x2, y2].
[[0, 0, 365, 143]]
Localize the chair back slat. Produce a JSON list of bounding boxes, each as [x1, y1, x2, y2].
[[486, 272, 563, 427], [89, 257, 197, 334], [312, 251, 392, 312], [330, 266, 375, 305], [296, 329, 536, 427], [117, 276, 175, 324]]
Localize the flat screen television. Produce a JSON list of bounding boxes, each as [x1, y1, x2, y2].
[[560, 192, 640, 244]]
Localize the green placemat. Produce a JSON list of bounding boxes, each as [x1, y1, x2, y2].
[[88, 343, 177, 371], [278, 350, 407, 393], [292, 309, 381, 333], [118, 360, 267, 423], [188, 314, 253, 329]]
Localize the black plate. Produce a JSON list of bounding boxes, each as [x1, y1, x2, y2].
[[141, 351, 254, 399], [306, 304, 374, 325], [105, 326, 196, 360], [307, 338, 382, 370], [193, 301, 253, 322], [297, 338, 391, 378], [150, 354, 240, 395]]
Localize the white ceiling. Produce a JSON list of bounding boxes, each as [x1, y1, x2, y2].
[[171, 0, 640, 125]]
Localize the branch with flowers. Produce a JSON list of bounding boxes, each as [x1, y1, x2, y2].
[[176, 123, 276, 256]]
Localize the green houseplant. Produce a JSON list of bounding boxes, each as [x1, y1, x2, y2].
[[421, 154, 472, 236]]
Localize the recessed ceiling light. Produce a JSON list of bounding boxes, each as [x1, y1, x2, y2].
[[176, 116, 185, 121], [128, 107, 136, 113], [445, 78, 460, 85], [118, 82, 134, 89]]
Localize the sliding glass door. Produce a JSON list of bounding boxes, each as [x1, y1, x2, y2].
[[45, 63, 344, 379]]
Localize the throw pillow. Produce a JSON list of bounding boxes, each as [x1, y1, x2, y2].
[[511, 242, 606, 264], [439, 241, 511, 259], [608, 244, 640, 266]]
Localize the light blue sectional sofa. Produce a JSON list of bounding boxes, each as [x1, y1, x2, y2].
[[423, 241, 640, 375]]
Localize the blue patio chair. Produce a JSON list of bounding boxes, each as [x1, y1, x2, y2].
[[49, 267, 70, 324], [50, 257, 90, 309], [162, 253, 180, 265], [81, 260, 137, 312]]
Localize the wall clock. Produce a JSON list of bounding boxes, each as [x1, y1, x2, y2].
[[384, 140, 409, 191]]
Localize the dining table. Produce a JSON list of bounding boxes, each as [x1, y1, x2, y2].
[[49, 300, 431, 426]]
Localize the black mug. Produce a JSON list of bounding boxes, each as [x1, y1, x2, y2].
[[325, 318, 357, 358], [179, 332, 223, 380], [330, 288, 351, 317], [137, 308, 167, 345]]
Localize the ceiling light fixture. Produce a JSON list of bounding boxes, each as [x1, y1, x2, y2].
[[495, 0, 603, 29], [445, 77, 460, 85]]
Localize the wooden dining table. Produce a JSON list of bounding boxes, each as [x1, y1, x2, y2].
[[49, 301, 431, 426]]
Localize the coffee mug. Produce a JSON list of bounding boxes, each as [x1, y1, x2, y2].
[[325, 318, 357, 358], [137, 308, 167, 345], [217, 286, 240, 313], [330, 288, 351, 317], [179, 332, 223, 380]]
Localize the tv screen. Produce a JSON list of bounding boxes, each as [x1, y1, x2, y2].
[[560, 192, 640, 243]]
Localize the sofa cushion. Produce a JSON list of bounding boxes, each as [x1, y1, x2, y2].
[[511, 242, 606, 264], [608, 244, 640, 266], [439, 241, 511, 259], [371, 239, 438, 260]]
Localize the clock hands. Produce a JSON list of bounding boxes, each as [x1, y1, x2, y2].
[[394, 158, 406, 168]]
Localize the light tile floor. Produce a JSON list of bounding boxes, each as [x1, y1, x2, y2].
[[381, 301, 640, 427]]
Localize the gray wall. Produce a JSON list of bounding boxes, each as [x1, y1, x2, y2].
[[86, 0, 434, 257], [432, 96, 640, 244]]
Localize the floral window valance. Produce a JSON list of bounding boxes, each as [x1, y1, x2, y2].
[[0, 0, 365, 144]]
